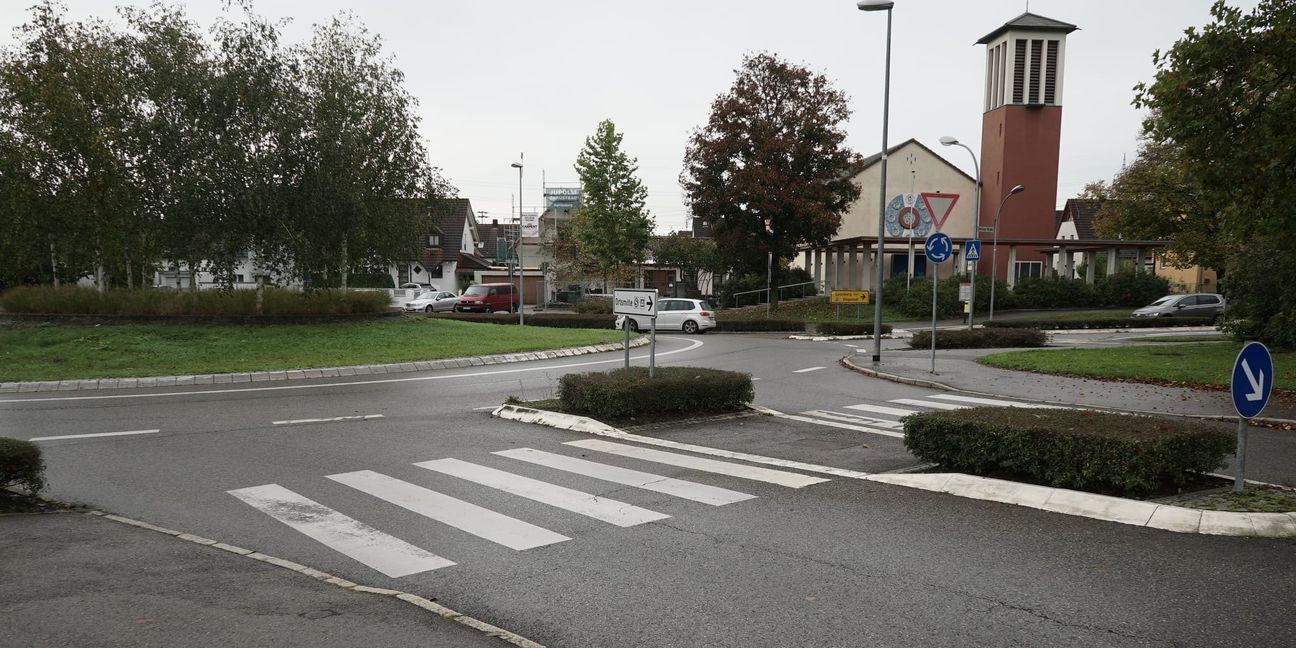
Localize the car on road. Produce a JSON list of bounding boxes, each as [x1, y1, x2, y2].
[[615, 298, 716, 334], [1131, 293, 1225, 322], [403, 290, 459, 313], [454, 283, 519, 313]]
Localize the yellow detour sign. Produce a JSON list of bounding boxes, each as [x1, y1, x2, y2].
[[830, 290, 870, 305]]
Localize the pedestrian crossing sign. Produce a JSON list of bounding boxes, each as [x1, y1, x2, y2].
[[965, 240, 982, 262]]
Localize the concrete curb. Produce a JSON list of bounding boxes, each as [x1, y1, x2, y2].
[[786, 334, 892, 342], [0, 338, 649, 394], [495, 404, 1296, 537], [87, 510, 546, 648]]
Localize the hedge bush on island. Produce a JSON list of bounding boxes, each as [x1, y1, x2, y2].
[[0, 438, 46, 496], [0, 286, 390, 316], [908, 328, 1047, 349], [557, 367, 754, 420], [903, 407, 1233, 494]]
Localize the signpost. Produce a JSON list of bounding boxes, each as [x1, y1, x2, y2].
[[613, 289, 658, 377], [924, 232, 952, 373], [1230, 342, 1274, 492], [964, 240, 982, 330], [830, 290, 870, 320]]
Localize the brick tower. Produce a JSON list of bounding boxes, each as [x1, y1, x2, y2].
[[977, 13, 1078, 281]]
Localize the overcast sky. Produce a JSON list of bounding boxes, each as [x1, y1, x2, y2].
[[2, 0, 1259, 232]]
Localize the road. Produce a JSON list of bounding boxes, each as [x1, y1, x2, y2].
[[3, 332, 1294, 647]]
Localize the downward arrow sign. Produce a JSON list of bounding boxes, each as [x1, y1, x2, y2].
[[1242, 359, 1265, 402]]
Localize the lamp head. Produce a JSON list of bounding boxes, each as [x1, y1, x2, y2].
[[856, 0, 895, 11], [1010, 184, 1025, 195], [510, 162, 523, 169], [939, 136, 959, 146]]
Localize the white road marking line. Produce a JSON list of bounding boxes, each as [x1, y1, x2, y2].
[[0, 337, 704, 404], [228, 484, 453, 578], [793, 366, 826, 373], [929, 394, 1058, 409], [327, 470, 569, 551], [844, 403, 919, 417], [272, 414, 384, 426], [889, 398, 970, 410], [564, 439, 829, 489], [765, 411, 905, 438], [471, 406, 500, 411], [801, 410, 905, 429], [415, 458, 669, 527], [494, 448, 755, 506], [29, 429, 161, 442]]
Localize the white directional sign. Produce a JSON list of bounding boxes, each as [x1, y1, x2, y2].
[[613, 289, 657, 318]]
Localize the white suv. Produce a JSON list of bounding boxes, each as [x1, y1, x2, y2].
[[615, 298, 717, 334]]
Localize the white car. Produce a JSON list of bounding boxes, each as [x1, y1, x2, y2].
[[615, 298, 717, 334], [404, 290, 459, 313]]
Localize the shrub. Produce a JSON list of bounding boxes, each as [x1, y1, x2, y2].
[[713, 319, 807, 333], [574, 299, 614, 314], [0, 438, 46, 495], [909, 328, 1047, 349], [429, 312, 615, 329], [813, 322, 894, 336], [0, 286, 391, 316], [558, 367, 754, 420], [903, 407, 1234, 493], [984, 317, 1214, 330]]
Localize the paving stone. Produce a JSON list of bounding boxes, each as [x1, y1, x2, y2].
[[1247, 513, 1296, 538], [0, 383, 20, 393], [267, 372, 287, 381], [303, 369, 323, 379], [214, 374, 233, 384], [57, 381, 78, 391], [76, 380, 99, 390], [1146, 506, 1203, 533], [338, 367, 356, 376], [286, 370, 305, 379], [193, 375, 214, 385], [1199, 510, 1256, 536], [1042, 489, 1158, 527], [174, 376, 195, 386]]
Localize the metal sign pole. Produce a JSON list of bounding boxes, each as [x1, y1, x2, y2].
[[649, 317, 657, 378], [1235, 418, 1248, 493], [967, 259, 976, 330], [623, 319, 630, 369], [930, 263, 938, 373]]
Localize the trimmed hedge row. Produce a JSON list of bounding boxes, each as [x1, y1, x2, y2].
[[903, 407, 1234, 493], [0, 438, 45, 495], [428, 312, 615, 329], [909, 328, 1047, 349], [558, 367, 754, 420], [813, 322, 894, 337], [984, 317, 1216, 330], [713, 319, 808, 332], [0, 285, 391, 316]]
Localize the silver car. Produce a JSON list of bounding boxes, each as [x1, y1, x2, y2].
[[1131, 293, 1225, 322], [404, 290, 459, 313], [615, 298, 717, 334]]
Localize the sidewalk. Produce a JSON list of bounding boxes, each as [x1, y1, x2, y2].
[[0, 512, 527, 648], [846, 346, 1296, 421]]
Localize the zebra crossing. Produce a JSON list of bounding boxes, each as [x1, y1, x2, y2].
[[229, 439, 824, 578], [797, 393, 1059, 437]]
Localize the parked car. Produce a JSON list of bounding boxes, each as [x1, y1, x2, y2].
[[1131, 293, 1225, 321], [403, 290, 459, 313], [615, 298, 716, 334], [455, 283, 519, 313]]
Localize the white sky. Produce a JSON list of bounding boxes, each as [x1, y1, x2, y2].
[[2, 0, 1259, 232]]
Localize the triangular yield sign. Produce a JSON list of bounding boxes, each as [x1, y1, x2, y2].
[[921, 192, 960, 231]]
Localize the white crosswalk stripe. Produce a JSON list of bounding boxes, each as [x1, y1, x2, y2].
[[228, 484, 455, 577], [327, 470, 570, 550], [564, 439, 830, 488], [415, 458, 670, 527], [928, 394, 1058, 409], [494, 447, 756, 505], [888, 398, 970, 410], [800, 410, 905, 431], [844, 403, 919, 417]]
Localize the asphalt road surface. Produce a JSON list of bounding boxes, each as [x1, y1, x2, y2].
[[3, 333, 1294, 647]]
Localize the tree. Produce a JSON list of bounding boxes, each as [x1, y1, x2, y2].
[[651, 232, 720, 294], [571, 119, 654, 289], [1135, 0, 1296, 346], [680, 52, 860, 304]]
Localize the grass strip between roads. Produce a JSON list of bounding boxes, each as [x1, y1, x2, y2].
[[979, 342, 1296, 391], [0, 318, 627, 382]]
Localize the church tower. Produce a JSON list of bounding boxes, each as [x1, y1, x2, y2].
[[977, 13, 1078, 279]]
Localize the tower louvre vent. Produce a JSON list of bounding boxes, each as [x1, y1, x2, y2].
[[1044, 40, 1059, 104], [1012, 39, 1027, 104], [1029, 39, 1043, 103]]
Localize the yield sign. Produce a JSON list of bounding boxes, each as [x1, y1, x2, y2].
[[921, 192, 960, 231]]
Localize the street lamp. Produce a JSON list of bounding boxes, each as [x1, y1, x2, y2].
[[988, 184, 1025, 322], [858, 0, 894, 364], [939, 136, 980, 330], [511, 159, 525, 325]]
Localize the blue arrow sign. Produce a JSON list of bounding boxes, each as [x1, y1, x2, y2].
[[924, 232, 952, 264], [1232, 342, 1273, 419], [965, 239, 982, 262]]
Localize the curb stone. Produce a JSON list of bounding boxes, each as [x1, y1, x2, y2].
[[0, 337, 650, 394], [87, 510, 546, 648], [495, 404, 1295, 538]]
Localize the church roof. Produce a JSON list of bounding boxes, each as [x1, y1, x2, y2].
[[977, 12, 1078, 45]]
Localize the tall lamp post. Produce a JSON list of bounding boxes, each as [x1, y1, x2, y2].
[[858, 0, 894, 364], [939, 136, 980, 330], [988, 184, 1025, 322], [511, 159, 525, 325]]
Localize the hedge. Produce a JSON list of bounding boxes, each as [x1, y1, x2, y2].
[[813, 322, 895, 336], [909, 328, 1047, 349], [713, 319, 808, 333], [984, 317, 1215, 330], [0, 438, 46, 495], [558, 367, 754, 420], [0, 285, 391, 316], [429, 312, 615, 329], [881, 271, 1172, 319], [903, 407, 1234, 493], [574, 299, 614, 314]]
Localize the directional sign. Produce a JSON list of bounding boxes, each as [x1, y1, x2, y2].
[[830, 290, 869, 305], [924, 232, 953, 264], [612, 288, 657, 318], [965, 240, 982, 262], [978, 225, 996, 233], [1232, 342, 1273, 419], [920, 192, 960, 231]]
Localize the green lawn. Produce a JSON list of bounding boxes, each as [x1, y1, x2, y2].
[[0, 318, 627, 382], [718, 297, 901, 323], [1126, 334, 1233, 343], [995, 308, 1134, 322], [980, 343, 1296, 390]]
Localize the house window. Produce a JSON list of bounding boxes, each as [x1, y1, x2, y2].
[[1014, 261, 1043, 281], [428, 234, 441, 246], [429, 264, 443, 279], [398, 265, 410, 285]]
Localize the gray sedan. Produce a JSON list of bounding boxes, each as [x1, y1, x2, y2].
[[1131, 293, 1225, 322]]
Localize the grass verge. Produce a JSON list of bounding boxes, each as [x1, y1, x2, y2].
[[718, 297, 901, 323], [979, 343, 1296, 391], [1126, 334, 1232, 343], [0, 318, 627, 382]]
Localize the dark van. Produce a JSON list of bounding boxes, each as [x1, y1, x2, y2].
[[454, 283, 519, 313]]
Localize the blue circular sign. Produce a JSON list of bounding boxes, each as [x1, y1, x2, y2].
[[924, 232, 952, 264], [1231, 342, 1273, 419]]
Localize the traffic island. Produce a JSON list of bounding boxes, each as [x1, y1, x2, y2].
[[507, 366, 755, 428]]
